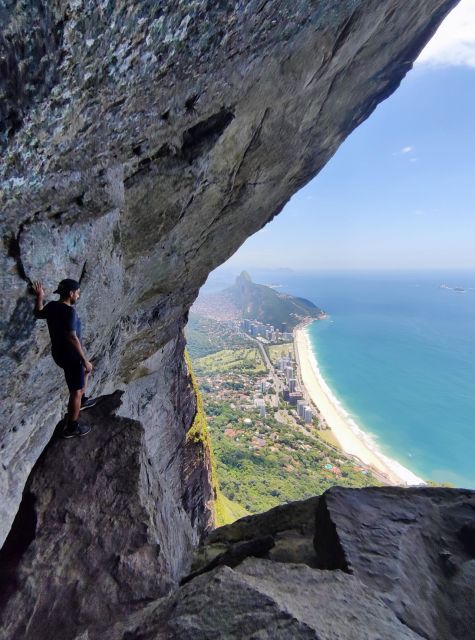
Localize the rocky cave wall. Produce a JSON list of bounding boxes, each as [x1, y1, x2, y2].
[[1, 0, 458, 598]]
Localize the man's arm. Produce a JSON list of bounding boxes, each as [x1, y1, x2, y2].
[[65, 306, 93, 373], [32, 281, 47, 318], [66, 331, 93, 373]]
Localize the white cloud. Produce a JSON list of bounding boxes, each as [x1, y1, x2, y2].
[[392, 145, 414, 156], [417, 0, 475, 68]]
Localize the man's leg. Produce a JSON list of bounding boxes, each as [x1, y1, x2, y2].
[[63, 369, 91, 437], [64, 359, 85, 422], [63, 386, 91, 437], [79, 370, 99, 410], [67, 389, 82, 423]]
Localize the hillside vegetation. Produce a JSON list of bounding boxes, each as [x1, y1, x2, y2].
[[206, 398, 380, 513], [186, 314, 251, 359], [190, 329, 380, 517]]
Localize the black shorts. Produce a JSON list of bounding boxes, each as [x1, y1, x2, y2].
[[52, 353, 85, 392]]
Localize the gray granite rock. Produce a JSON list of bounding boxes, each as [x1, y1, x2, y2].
[[3, 470, 473, 638], [105, 487, 465, 640], [0, 337, 214, 640], [191, 496, 319, 576], [206, 495, 319, 545], [162, 486, 473, 640], [314, 486, 475, 640], [0, 0, 458, 548], [115, 487, 472, 640], [98, 560, 425, 640]]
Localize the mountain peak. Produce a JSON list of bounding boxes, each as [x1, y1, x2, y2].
[[225, 274, 321, 328], [237, 271, 252, 283]]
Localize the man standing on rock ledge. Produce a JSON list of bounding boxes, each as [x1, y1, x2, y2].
[[32, 278, 97, 438]]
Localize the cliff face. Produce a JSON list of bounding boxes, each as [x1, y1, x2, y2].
[[0, 0, 460, 635]]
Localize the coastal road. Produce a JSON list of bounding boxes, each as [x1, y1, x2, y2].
[[241, 332, 282, 407]]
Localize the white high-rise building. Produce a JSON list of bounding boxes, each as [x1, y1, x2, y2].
[[255, 398, 266, 418]]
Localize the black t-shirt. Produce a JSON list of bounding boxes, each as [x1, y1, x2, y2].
[[39, 301, 82, 359]]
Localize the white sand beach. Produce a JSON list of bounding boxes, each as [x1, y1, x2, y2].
[[294, 324, 425, 486]]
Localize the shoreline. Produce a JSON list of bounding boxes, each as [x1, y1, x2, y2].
[[294, 320, 425, 487]]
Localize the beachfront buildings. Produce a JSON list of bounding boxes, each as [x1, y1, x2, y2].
[[241, 319, 293, 343], [240, 315, 318, 427]]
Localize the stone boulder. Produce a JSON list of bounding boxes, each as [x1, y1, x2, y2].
[[314, 485, 475, 640], [0, 369, 213, 640], [71, 486, 474, 639]]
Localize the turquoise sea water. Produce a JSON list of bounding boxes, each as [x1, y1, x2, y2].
[[217, 269, 475, 488]]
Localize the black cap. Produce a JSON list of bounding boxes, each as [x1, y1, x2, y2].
[[54, 278, 80, 294]]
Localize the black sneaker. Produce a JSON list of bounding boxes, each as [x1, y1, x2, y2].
[[62, 420, 91, 439], [54, 415, 69, 439], [80, 396, 98, 410]]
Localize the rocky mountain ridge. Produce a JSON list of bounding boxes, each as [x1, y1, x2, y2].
[[225, 271, 322, 328]]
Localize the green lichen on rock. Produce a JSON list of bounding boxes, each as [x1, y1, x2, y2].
[[185, 349, 212, 447], [185, 350, 247, 526]]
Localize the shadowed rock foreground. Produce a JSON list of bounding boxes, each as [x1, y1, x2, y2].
[[0, 384, 214, 640], [3, 480, 473, 639]]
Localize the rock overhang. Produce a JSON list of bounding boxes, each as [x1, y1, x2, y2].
[[0, 0, 460, 548]]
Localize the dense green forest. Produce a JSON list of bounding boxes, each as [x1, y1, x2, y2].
[[185, 314, 250, 359], [205, 397, 379, 513]]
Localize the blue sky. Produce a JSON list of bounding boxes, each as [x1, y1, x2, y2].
[[224, 1, 475, 271]]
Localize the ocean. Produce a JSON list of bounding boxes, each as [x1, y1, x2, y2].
[[205, 268, 475, 488]]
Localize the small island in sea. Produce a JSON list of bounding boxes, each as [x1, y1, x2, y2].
[[440, 283, 465, 292]]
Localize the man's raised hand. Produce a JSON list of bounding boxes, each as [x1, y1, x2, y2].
[[32, 281, 45, 298]]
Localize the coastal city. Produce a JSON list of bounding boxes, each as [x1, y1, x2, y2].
[[240, 318, 294, 343], [187, 301, 383, 515], [186, 270, 426, 518], [240, 318, 317, 424]]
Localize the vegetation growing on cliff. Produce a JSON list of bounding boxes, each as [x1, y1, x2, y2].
[[185, 351, 248, 526]]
